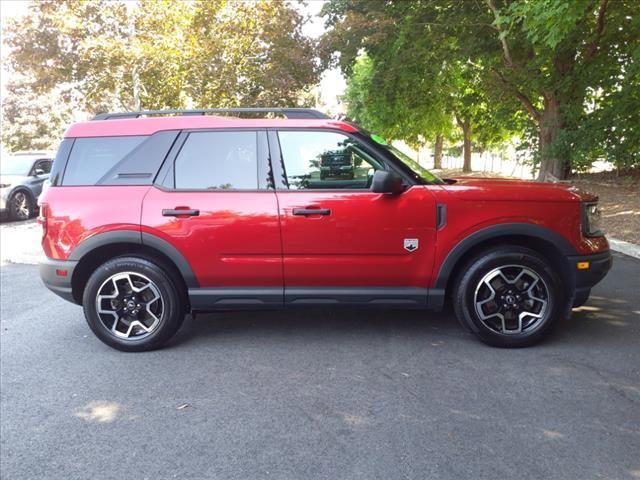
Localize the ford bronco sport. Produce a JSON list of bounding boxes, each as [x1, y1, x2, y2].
[[38, 108, 612, 351]]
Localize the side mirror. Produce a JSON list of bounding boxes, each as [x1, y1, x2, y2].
[[371, 170, 404, 194], [34, 168, 45, 176]]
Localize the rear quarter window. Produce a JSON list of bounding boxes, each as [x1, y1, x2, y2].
[[62, 136, 146, 186]]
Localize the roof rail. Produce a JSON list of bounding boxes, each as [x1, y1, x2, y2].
[[92, 108, 330, 121]]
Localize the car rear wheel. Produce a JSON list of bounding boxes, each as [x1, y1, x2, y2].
[[8, 191, 34, 221], [82, 256, 185, 352], [453, 246, 563, 347]]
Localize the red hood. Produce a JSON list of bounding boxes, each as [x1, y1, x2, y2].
[[444, 177, 598, 202]]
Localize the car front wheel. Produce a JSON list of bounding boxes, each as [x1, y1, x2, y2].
[[453, 246, 563, 347], [82, 256, 185, 352]]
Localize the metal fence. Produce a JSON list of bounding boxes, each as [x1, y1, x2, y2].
[[436, 152, 535, 179]]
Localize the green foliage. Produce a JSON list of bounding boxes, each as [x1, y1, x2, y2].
[[187, 0, 318, 108], [1, 0, 319, 151], [506, 0, 591, 49], [343, 54, 421, 142], [324, 0, 640, 177], [564, 51, 640, 172], [1, 77, 73, 152], [333, 1, 521, 164]]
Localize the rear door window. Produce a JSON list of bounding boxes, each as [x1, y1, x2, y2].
[[62, 136, 146, 185], [173, 131, 258, 190]]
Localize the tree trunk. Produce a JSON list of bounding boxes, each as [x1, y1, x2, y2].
[[128, 12, 141, 112], [537, 92, 565, 180], [132, 65, 141, 111], [433, 134, 443, 169], [461, 122, 472, 173], [455, 115, 472, 173]]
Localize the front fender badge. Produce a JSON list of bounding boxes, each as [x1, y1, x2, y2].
[[404, 238, 419, 252]]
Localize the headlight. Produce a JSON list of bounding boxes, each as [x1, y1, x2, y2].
[[0, 183, 11, 189], [582, 202, 603, 237]]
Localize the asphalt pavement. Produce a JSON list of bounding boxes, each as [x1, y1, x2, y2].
[[1, 253, 639, 480]]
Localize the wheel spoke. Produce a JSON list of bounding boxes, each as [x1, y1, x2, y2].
[[503, 312, 523, 334]]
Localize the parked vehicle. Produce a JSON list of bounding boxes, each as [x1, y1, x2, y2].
[[1, 152, 53, 220], [320, 150, 355, 180], [38, 108, 612, 351]]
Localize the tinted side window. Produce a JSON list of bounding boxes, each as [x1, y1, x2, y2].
[[174, 131, 257, 190], [49, 139, 74, 186], [62, 136, 146, 185], [277, 131, 384, 190]]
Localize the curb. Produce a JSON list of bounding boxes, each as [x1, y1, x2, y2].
[[608, 237, 640, 260]]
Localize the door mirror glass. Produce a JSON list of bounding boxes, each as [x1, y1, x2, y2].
[[371, 170, 404, 194]]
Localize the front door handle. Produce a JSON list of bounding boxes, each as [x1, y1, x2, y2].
[[162, 208, 200, 217], [292, 208, 331, 216]]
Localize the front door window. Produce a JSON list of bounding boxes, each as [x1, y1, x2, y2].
[[277, 131, 384, 190]]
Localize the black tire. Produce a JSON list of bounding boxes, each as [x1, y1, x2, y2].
[[8, 190, 34, 221], [452, 246, 563, 348], [82, 256, 185, 352]]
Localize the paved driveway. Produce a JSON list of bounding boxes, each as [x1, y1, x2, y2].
[[1, 254, 639, 480]]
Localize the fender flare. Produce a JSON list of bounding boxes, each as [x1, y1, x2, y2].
[[435, 222, 578, 289], [68, 229, 199, 288]]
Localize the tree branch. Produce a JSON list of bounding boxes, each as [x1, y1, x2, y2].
[[585, 0, 608, 59], [454, 113, 470, 132], [491, 67, 542, 123], [486, 0, 515, 68], [454, 113, 462, 129]]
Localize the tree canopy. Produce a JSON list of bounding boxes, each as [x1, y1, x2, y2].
[[2, 0, 319, 151], [323, 0, 639, 178], [2, 0, 638, 178]]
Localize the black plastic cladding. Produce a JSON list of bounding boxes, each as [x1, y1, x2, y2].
[[96, 131, 180, 186]]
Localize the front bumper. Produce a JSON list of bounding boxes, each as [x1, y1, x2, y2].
[[40, 258, 78, 304], [567, 250, 612, 307]]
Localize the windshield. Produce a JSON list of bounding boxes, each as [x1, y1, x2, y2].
[[382, 144, 444, 185], [0, 156, 35, 176], [364, 132, 444, 184]]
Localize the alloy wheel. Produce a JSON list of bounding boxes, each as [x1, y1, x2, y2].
[[95, 272, 164, 340], [473, 264, 549, 335]]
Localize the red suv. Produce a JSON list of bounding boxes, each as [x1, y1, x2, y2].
[[39, 108, 612, 351]]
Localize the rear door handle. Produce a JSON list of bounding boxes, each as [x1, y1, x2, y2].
[[292, 208, 331, 216], [162, 208, 200, 217]]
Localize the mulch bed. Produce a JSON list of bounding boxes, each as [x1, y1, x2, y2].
[[569, 171, 639, 244]]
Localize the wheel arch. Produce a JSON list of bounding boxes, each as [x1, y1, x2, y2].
[[69, 230, 198, 305], [437, 223, 577, 301]]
